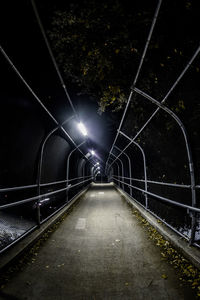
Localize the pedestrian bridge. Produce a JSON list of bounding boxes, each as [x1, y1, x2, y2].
[[1, 0, 200, 299]]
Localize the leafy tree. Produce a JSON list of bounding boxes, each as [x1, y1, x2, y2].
[[48, 0, 154, 113]]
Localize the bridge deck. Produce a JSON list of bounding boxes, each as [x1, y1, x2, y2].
[[0, 184, 194, 299]]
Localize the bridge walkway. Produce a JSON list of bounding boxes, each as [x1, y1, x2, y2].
[[0, 183, 195, 299]]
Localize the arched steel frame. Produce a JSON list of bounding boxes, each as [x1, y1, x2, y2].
[[105, 0, 200, 246], [113, 146, 132, 196]]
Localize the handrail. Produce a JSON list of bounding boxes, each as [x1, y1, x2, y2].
[[111, 175, 191, 188], [0, 176, 93, 192], [112, 176, 200, 213], [0, 184, 38, 192], [0, 177, 92, 210]]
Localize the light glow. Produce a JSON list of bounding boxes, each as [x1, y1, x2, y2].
[[91, 150, 95, 155], [77, 122, 87, 136]]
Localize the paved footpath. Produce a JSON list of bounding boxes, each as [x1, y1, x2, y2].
[[0, 184, 195, 299]]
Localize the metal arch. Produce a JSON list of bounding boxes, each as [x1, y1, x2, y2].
[[79, 158, 93, 185], [66, 141, 86, 185], [114, 146, 133, 196], [37, 116, 74, 196], [118, 131, 148, 208], [108, 158, 120, 187], [133, 87, 197, 244], [105, 0, 162, 169], [108, 166, 114, 182], [84, 159, 94, 178], [110, 153, 124, 190], [0, 46, 86, 157]]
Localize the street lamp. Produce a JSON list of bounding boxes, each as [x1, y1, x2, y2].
[[77, 122, 87, 136], [91, 150, 95, 156]]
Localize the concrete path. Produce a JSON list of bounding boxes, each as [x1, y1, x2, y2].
[[0, 184, 195, 299]]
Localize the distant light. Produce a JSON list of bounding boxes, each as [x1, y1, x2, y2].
[[97, 167, 100, 169], [96, 162, 99, 165], [91, 150, 95, 156], [77, 122, 87, 136]]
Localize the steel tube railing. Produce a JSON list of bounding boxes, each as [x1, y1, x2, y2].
[[112, 177, 200, 213], [115, 176, 191, 189], [0, 177, 92, 210], [0, 184, 38, 192], [114, 146, 132, 196], [133, 87, 197, 244], [0, 180, 92, 255]]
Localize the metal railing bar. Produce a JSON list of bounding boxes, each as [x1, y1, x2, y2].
[[0, 182, 92, 254], [0, 186, 71, 210], [133, 0, 163, 86], [39, 175, 92, 187], [31, 0, 78, 119], [0, 177, 92, 210], [116, 186, 190, 241], [112, 175, 191, 188], [0, 175, 93, 191], [40, 183, 91, 225], [112, 177, 200, 213], [70, 177, 92, 189], [0, 184, 38, 192], [40, 180, 67, 187], [68, 175, 92, 182]]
